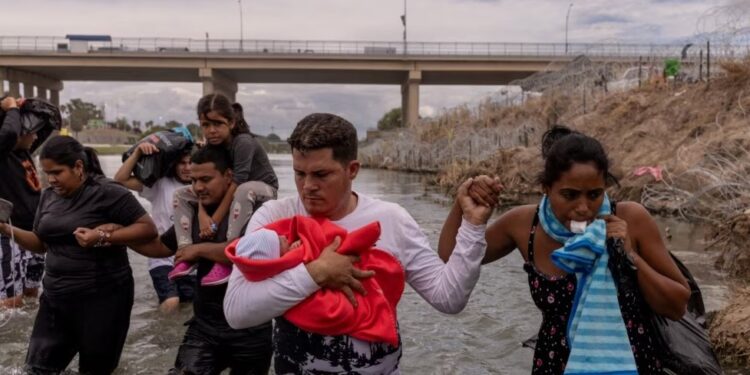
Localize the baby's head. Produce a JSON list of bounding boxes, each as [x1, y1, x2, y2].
[[236, 228, 302, 259]]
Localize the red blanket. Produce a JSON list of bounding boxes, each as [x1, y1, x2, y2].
[[225, 215, 405, 347]]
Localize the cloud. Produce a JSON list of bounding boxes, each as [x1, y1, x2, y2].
[[581, 14, 631, 25]]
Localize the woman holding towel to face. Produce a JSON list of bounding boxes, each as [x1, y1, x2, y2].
[[437, 126, 690, 374]]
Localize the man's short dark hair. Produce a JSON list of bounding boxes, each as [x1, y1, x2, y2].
[[287, 113, 357, 164], [190, 146, 231, 173]]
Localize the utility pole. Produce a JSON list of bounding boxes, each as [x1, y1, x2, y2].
[[238, 0, 244, 51], [401, 0, 407, 55], [565, 3, 573, 54]]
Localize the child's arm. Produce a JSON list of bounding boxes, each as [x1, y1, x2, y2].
[[201, 182, 238, 238]]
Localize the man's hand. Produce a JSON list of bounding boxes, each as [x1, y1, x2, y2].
[[73, 227, 100, 248], [305, 236, 375, 307], [458, 177, 501, 225], [175, 245, 202, 264], [1, 97, 18, 111]]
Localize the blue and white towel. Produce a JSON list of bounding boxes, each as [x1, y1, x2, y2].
[[538, 194, 638, 375]]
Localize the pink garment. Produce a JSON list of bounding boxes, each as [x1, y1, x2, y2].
[[633, 166, 663, 182]]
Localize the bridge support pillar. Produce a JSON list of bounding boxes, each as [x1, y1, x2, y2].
[[49, 90, 60, 106], [199, 68, 238, 102], [23, 83, 34, 99], [401, 70, 421, 127], [7, 81, 20, 97], [0, 68, 63, 103]]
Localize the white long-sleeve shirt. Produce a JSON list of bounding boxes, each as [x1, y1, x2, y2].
[[224, 192, 486, 374]]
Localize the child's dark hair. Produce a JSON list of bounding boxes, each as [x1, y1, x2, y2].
[[40, 136, 104, 177], [537, 125, 618, 187], [196, 93, 250, 136], [165, 147, 193, 179]]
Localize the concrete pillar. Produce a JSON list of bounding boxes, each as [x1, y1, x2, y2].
[[50, 90, 60, 106], [1, 68, 62, 102], [22, 83, 34, 98], [8, 81, 20, 97], [39, 88, 49, 101], [199, 68, 238, 102], [401, 70, 421, 127]]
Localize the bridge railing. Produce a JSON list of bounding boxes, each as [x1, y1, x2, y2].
[[0, 36, 744, 58]]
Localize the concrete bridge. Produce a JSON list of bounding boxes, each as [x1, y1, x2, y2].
[[0, 36, 697, 125]]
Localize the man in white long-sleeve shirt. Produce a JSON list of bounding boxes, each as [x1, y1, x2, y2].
[[223, 113, 493, 374]]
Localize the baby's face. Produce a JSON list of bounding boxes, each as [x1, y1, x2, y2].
[[278, 235, 302, 255]]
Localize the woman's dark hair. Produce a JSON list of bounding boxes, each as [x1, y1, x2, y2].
[[538, 125, 618, 187], [196, 93, 250, 136], [40, 136, 104, 177]]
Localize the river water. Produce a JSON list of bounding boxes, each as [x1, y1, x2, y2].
[[0, 154, 730, 374]]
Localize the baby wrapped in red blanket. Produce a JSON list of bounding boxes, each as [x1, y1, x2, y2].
[[225, 215, 405, 347]]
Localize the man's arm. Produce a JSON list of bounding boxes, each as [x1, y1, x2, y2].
[[129, 225, 176, 258], [399, 178, 493, 314], [0, 99, 21, 158], [175, 241, 231, 265]]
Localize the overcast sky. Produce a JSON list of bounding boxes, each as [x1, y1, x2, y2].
[[0, 0, 736, 137]]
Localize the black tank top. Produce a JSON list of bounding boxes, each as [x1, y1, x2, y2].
[[522, 205, 664, 374]]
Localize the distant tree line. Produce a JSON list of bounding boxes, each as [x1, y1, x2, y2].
[[61, 98, 202, 140]]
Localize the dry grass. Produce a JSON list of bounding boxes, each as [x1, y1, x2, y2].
[[709, 285, 750, 368]]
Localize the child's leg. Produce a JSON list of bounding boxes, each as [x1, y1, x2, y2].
[[170, 186, 199, 281], [173, 186, 198, 249], [201, 181, 277, 287], [226, 181, 278, 240]]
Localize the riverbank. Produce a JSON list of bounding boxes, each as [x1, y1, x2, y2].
[[361, 58, 750, 369], [362, 59, 750, 216]]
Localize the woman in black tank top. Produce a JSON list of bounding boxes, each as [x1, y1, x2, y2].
[[438, 126, 691, 374]]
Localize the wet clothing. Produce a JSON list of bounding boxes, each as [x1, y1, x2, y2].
[[160, 207, 272, 374], [0, 107, 45, 300], [25, 275, 134, 375], [34, 177, 146, 297], [524, 205, 663, 374], [138, 177, 196, 304], [150, 265, 196, 303], [140, 177, 185, 269], [0, 108, 41, 231], [24, 177, 146, 374], [170, 320, 272, 375], [0, 237, 43, 299]]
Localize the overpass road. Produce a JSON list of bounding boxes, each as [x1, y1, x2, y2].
[[0, 36, 707, 125]]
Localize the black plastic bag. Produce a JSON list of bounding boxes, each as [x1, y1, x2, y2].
[[0, 97, 61, 152], [122, 128, 193, 187], [608, 239, 723, 375]]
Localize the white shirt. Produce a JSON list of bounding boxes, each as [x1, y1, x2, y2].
[[223, 192, 486, 374], [140, 177, 185, 270]]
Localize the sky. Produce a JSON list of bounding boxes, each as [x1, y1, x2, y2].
[[0, 0, 737, 138]]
